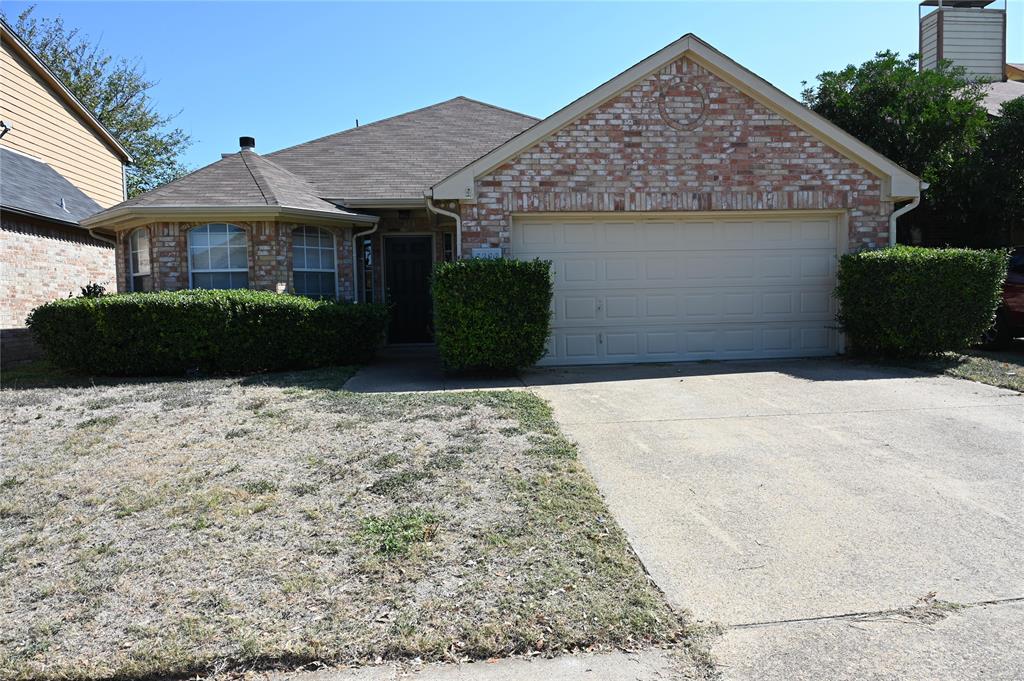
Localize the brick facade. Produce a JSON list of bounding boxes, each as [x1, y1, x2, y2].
[[112, 212, 457, 306], [114, 221, 355, 299], [1, 214, 115, 365], [1, 214, 114, 325], [460, 56, 892, 253]]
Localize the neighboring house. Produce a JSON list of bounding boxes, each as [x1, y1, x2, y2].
[[919, 0, 1024, 115], [83, 34, 923, 366], [0, 19, 133, 365]]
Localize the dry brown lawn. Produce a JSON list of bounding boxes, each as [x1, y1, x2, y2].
[[0, 366, 695, 680]]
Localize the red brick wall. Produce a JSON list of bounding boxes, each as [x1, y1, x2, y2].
[[115, 221, 355, 300], [1, 214, 114, 329], [461, 56, 891, 252]]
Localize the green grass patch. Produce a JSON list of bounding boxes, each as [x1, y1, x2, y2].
[[360, 509, 439, 556]]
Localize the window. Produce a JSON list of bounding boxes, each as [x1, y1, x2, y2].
[[188, 223, 248, 289], [361, 237, 375, 303], [292, 226, 337, 298], [129, 228, 152, 291], [443, 232, 454, 262]]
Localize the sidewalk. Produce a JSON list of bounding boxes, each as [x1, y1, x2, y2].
[[265, 649, 694, 680], [344, 345, 525, 393]]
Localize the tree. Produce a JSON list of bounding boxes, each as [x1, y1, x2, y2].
[[801, 51, 1001, 245], [801, 51, 988, 183], [4, 6, 192, 196], [970, 98, 1024, 244]]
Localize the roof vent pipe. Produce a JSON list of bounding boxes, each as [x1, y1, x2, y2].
[[239, 136, 255, 151]]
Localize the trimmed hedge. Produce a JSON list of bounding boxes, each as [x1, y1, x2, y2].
[[432, 258, 553, 373], [835, 245, 1008, 356], [26, 289, 390, 376]]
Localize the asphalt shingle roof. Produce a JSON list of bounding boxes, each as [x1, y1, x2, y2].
[[105, 150, 364, 217], [982, 80, 1024, 116], [0, 147, 102, 224], [267, 97, 539, 200]]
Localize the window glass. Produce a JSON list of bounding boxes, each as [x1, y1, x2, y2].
[[292, 226, 336, 298], [129, 229, 152, 291], [189, 223, 248, 289]]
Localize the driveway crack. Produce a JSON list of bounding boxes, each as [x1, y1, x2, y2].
[[560, 401, 1021, 426], [729, 596, 1024, 630]]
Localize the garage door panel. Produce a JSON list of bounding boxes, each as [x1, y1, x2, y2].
[[515, 219, 836, 254], [551, 287, 833, 325], [538, 322, 839, 365], [513, 215, 840, 365], [550, 252, 834, 289]]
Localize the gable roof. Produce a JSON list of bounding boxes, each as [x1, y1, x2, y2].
[[81, 150, 376, 228], [268, 97, 538, 202], [0, 19, 132, 163], [432, 34, 922, 202], [0, 147, 102, 225]]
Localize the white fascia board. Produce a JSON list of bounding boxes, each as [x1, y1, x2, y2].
[[432, 34, 921, 203], [80, 205, 379, 230]]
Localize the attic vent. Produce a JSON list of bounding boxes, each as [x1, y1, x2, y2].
[[239, 136, 255, 151]]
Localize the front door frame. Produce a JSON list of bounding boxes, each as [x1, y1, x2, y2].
[[382, 232, 436, 344]]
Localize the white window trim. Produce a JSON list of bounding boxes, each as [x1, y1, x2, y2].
[[129, 228, 151, 291], [187, 223, 249, 289], [292, 225, 338, 299]]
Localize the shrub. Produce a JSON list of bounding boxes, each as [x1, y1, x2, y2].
[[432, 258, 553, 373], [26, 289, 390, 375], [835, 245, 1008, 356], [78, 282, 107, 298]]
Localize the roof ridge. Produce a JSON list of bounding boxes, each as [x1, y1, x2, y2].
[[265, 97, 535, 158], [115, 154, 235, 209], [238, 151, 273, 205], [266, 99, 463, 157], [450, 96, 540, 122]]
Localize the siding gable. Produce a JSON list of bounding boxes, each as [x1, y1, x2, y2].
[[0, 38, 125, 207]]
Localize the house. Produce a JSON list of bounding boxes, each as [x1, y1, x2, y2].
[[82, 34, 923, 366], [0, 19, 132, 365], [919, 0, 1024, 116]]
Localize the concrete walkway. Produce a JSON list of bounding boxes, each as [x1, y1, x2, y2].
[[263, 649, 693, 680], [344, 346, 524, 393], [527, 359, 1024, 680]]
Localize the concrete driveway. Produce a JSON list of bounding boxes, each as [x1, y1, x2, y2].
[[524, 359, 1024, 680]]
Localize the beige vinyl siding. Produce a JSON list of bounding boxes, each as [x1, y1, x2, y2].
[[0, 40, 125, 207], [925, 8, 1005, 81], [920, 12, 939, 71]]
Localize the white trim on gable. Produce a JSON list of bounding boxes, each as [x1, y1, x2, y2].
[[431, 34, 922, 203]]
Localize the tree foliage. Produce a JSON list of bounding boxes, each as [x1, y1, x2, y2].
[[801, 51, 1023, 246], [801, 51, 988, 182], [4, 6, 192, 196]]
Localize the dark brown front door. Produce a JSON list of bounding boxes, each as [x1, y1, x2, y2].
[[384, 236, 433, 343]]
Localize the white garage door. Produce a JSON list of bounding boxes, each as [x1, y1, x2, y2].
[[511, 214, 843, 366]]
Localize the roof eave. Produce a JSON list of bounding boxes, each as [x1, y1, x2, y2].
[[1, 19, 134, 164], [80, 205, 380, 230], [0, 203, 87, 228], [334, 198, 427, 209], [432, 34, 921, 203]]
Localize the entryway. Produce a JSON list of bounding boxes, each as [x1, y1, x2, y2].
[[384, 235, 433, 343]]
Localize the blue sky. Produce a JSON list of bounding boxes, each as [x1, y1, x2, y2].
[[6, 1, 1022, 170]]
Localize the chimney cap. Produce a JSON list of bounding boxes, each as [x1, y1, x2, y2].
[[239, 136, 255, 150]]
